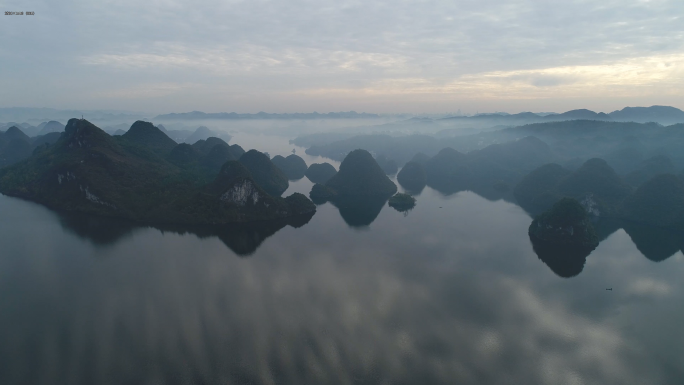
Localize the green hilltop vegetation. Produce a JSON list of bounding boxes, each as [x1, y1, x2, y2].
[[0, 126, 32, 166], [299, 118, 684, 190], [239, 150, 289, 196], [271, 154, 308, 180], [514, 163, 571, 214], [555, 158, 632, 212], [304, 162, 337, 184], [5, 110, 684, 237], [119, 122, 245, 181], [529, 197, 599, 249], [168, 143, 199, 165], [192, 137, 243, 157], [323, 149, 397, 198], [299, 118, 684, 194], [516, 157, 684, 233], [193, 137, 245, 175], [514, 158, 632, 217], [409, 152, 430, 165], [300, 123, 684, 231], [510, 156, 684, 271], [4, 126, 31, 142], [121, 120, 178, 155], [424, 147, 470, 193], [502, 120, 684, 174], [621, 174, 684, 228], [388, 193, 416, 212], [149, 134, 245, 180], [309, 183, 337, 204], [315, 135, 554, 198], [302, 121, 684, 233], [397, 161, 427, 191], [0, 119, 314, 224], [170, 160, 314, 223], [0, 126, 62, 167], [420, 136, 557, 196], [624, 155, 676, 187]]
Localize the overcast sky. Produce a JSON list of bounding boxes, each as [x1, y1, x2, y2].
[[1, 0, 683, 114]]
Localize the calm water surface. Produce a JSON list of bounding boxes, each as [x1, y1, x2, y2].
[[1, 136, 683, 385]]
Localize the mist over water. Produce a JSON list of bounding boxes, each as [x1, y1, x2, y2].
[[1, 130, 684, 384]]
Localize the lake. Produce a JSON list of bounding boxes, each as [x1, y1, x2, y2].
[[1, 134, 683, 385]]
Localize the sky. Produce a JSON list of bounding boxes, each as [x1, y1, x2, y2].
[[1, 0, 683, 114]]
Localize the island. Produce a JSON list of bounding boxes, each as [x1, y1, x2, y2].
[[323, 149, 397, 197], [528, 197, 599, 278], [308, 149, 397, 227], [388, 193, 416, 212]]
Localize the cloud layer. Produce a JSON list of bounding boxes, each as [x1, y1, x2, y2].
[[1, 0, 683, 113]]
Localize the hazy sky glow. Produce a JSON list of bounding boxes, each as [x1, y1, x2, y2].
[[2, 0, 683, 113]]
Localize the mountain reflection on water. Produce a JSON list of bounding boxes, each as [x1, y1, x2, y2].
[[329, 195, 391, 228], [529, 237, 593, 278], [622, 221, 684, 262], [528, 217, 684, 278], [32, 177, 684, 270], [2, 178, 684, 384], [57, 211, 315, 256]]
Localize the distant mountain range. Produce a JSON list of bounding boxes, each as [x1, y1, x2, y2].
[[441, 106, 684, 126], [0, 108, 146, 123], [153, 106, 684, 124], [154, 111, 380, 120], [0, 120, 65, 137], [3, 105, 683, 127]]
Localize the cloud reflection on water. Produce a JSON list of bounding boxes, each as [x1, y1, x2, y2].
[[0, 188, 681, 384]]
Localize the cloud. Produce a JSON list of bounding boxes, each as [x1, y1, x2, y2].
[[89, 82, 197, 99], [627, 278, 672, 297], [1, 0, 683, 112], [80, 45, 410, 75], [0, 225, 659, 385], [290, 52, 684, 101]]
